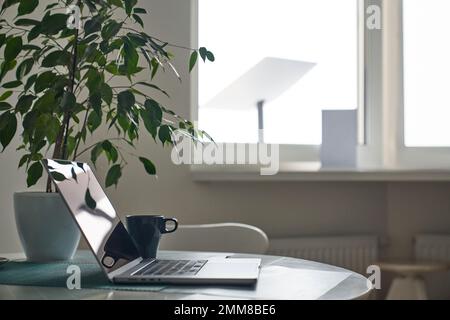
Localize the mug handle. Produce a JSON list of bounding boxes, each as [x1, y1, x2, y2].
[[162, 218, 178, 234]]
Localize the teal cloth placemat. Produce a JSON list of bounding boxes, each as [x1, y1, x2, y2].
[[0, 251, 166, 292]]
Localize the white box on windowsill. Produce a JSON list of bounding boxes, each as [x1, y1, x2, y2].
[[320, 110, 358, 169]]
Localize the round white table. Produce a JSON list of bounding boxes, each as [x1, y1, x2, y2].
[[0, 251, 371, 300]]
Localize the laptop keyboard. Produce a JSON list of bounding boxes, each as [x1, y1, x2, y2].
[[133, 260, 207, 276]]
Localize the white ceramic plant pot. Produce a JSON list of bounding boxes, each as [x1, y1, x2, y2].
[[14, 192, 80, 262]]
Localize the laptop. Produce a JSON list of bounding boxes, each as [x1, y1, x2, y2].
[[42, 159, 261, 285]]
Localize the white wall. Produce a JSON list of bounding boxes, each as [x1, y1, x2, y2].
[[1, 0, 450, 298]]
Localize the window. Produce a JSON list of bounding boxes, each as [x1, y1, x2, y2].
[[197, 0, 359, 145], [192, 0, 450, 178], [403, 0, 450, 147]]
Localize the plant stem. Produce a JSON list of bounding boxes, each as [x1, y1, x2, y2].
[[72, 103, 91, 161], [61, 28, 79, 160], [47, 3, 81, 192]]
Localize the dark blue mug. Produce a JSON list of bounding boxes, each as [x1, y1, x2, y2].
[[126, 215, 178, 259]]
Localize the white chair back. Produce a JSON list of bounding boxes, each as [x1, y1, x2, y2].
[[159, 223, 269, 254]]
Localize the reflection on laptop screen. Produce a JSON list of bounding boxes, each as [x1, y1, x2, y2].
[[42, 159, 140, 274]]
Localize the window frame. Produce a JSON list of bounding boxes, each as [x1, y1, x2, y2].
[[384, 0, 450, 170], [189, 0, 450, 179], [190, 0, 363, 163]]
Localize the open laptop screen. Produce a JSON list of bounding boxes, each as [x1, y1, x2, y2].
[[42, 159, 140, 276]]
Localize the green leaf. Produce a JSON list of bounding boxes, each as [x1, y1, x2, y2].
[[136, 81, 169, 97], [16, 57, 34, 80], [90, 143, 103, 166], [22, 109, 37, 134], [42, 50, 71, 68], [123, 0, 137, 16], [189, 51, 198, 72], [101, 83, 113, 105], [117, 90, 135, 115], [133, 8, 147, 14], [199, 47, 207, 62], [0, 102, 12, 111], [139, 157, 156, 175], [40, 13, 68, 35], [2, 80, 22, 88], [127, 122, 138, 141], [79, 34, 99, 46], [24, 74, 36, 91], [86, 69, 102, 91], [144, 99, 162, 127], [16, 95, 34, 114], [87, 110, 101, 133], [0, 112, 17, 150], [117, 114, 130, 132], [0, 34, 6, 49], [108, 0, 123, 7], [26, 162, 42, 187], [85, 188, 96, 210], [105, 164, 122, 188], [45, 3, 59, 10], [34, 114, 51, 141], [34, 71, 56, 93], [206, 51, 215, 62], [61, 91, 76, 111], [33, 91, 55, 114], [27, 25, 41, 42], [4, 36, 22, 62], [105, 62, 119, 75], [89, 92, 102, 114], [30, 140, 45, 155], [151, 58, 159, 79], [127, 32, 148, 47], [50, 171, 66, 182], [17, 0, 38, 16], [84, 16, 102, 36], [140, 109, 157, 139], [0, 60, 17, 83], [46, 118, 60, 143], [18, 154, 30, 168], [122, 38, 139, 74], [102, 140, 118, 163], [14, 18, 39, 26], [158, 125, 172, 146], [0, 91, 13, 101], [101, 20, 122, 41], [22, 44, 40, 51], [132, 14, 144, 28]]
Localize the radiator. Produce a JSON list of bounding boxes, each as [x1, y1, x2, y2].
[[415, 234, 450, 262], [268, 236, 379, 274]]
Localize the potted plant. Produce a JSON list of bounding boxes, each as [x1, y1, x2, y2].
[[0, 0, 214, 261]]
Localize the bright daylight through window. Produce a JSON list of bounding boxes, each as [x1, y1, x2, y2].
[[403, 0, 450, 147], [197, 0, 358, 145]]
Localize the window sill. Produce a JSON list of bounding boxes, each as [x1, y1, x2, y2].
[[191, 162, 450, 182]]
